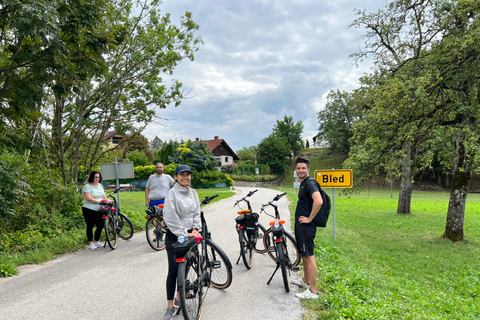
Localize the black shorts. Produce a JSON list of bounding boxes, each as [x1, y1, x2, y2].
[[294, 221, 316, 257]]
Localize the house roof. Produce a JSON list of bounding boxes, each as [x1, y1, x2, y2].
[[104, 131, 119, 140], [195, 136, 239, 161]]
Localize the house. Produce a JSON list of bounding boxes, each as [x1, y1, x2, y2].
[[103, 131, 124, 149], [195, 136, 239, 168]]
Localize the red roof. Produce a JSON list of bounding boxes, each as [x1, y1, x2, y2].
[[195, 136, 239, 160]]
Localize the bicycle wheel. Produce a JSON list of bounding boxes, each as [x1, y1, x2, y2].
[[118, 212, 133, 240], [104, 214, 118, 250], [263, 229, 300, 267], [146, 217, 166, 251], [238, 230, 254, 270], [253, 223, 268, 254], [179, 247, 205, 320], [276, 241, 290, 293], [206, 239, 233, 289]]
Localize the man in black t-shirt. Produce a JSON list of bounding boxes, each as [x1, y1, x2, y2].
[[292, 157, 323, 299]]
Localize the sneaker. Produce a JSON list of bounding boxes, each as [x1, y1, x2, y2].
[[295, 288, 319, 299], [162, 307, 175, 320], [89, 243, 97, 250], [93, 242, 104, 248], [291, 277, 309, 289], [173, 298, 181, 309]]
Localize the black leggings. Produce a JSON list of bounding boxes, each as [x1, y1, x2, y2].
[[165, 230, 179, 300], [82, 207, 104, 242]]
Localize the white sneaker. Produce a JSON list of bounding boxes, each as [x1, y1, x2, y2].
[[93, 242, 104, 248], [89, 243, 97, 250], [291, 277, 309, 289], [295, 288, 319, 299]]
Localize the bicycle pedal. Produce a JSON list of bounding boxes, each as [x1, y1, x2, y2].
[[292, 266, 300, 272], [268, 246, 275, 252], [211, 260, 221, 269]]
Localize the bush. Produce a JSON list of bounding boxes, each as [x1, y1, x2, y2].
[[230, 174, 278, 182]]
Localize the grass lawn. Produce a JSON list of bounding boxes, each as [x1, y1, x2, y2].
[[281, 186, 480, 320]]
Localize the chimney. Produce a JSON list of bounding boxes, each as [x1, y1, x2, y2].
[[195, 137, 200, 142], [214, 136, 219, 140]]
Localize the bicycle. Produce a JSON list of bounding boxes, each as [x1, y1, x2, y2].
[[233, 189, 268, 269], [99, 187, 134, 250], [174, 195, 233, 320], [145, 204, 167, 251], [261, 192, 301, 292]]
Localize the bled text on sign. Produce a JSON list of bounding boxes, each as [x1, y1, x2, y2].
[[314, 169, 353, 188]]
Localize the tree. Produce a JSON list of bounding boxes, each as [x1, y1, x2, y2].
[[150, 136, 164, 151], [349, 0, 448, 214], [272, 115, 304, 159], [168, 140, 217, 172], [236, 146, 257, 161], [305, 139, 310, 148], [317, 90, 359, 154], [256, 133, 290, 174], [119, 133, 153, 162], [25, 0, 202, 185], [154, 140, 179, 165]]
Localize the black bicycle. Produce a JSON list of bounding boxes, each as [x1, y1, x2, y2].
[[145, 204, 167, 251], [261, 193, 301, 292], [174, 195, 233, 320], [99, 187, 134, 250], [233, 189, 268, 269]]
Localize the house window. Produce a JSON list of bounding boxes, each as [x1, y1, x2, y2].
[[224, 157, 229, 163]]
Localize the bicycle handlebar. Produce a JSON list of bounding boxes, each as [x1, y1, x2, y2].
[[201, 194, 219, 205], [260, 193, 287, 211], [233, 189, 258, 207]]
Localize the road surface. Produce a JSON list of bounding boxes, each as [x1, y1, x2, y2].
[[0, 187, 303, 320]]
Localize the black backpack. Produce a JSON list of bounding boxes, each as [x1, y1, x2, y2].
[[308, 178, 331, 228]]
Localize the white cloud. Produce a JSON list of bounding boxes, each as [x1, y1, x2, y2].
[[145, 0, 385, 151]]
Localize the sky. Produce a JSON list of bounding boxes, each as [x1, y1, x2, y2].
[[144, 0, 386, 152]]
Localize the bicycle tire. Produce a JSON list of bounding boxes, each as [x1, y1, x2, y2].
[[145, 217, 166, 251], [239, 229, 253, 270], [179, 246, 205, 320], [276, 241, 290, 293], [118, 212, 133, 240], [263, 229, 300, 267], [104, 214, 118, 250], [206, 239, 233, 289], [253, 223, 268, 254]]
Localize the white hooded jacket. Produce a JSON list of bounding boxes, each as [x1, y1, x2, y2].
[[163, 183, 201, 237]]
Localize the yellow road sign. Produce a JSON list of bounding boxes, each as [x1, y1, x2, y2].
[[314, 169, 353, 188]]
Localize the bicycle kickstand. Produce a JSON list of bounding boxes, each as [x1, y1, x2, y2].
[[267, 262, 281, 285], [236, 252, 242, 265]]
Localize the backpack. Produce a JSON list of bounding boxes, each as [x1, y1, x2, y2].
[[308, 178, 331, 228]]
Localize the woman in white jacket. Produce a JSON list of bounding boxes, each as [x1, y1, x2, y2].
[[162, 164, 201, 320]]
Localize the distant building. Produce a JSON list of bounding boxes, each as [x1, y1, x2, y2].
[[195, 136, 239, 169], [103, 131, 124, 149]]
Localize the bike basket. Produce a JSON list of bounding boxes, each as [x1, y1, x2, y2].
[[146, 205, 163, 217], [173, 237, 197, 260], [243, 213, 259, 238]]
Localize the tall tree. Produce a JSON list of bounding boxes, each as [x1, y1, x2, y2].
[[28, 0, 202, 185], [317, 89, 359, 154], [256, 133, 290, 174], [150, 136, 164, 151], [349, 0, 447, 214], [236, 146, 256, 161], [272, 115, 303, 159]]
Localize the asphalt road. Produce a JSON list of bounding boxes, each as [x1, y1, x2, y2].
[[0, 187, 303, 320]]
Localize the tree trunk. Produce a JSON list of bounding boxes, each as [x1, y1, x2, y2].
[[397, 138, 413, 214], [443, 133, 471, 242]]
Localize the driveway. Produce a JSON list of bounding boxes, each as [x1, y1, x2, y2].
[[0, 187, 303, 320]]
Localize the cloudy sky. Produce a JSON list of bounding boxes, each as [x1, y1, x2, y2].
[[144, 0, 386, 152]]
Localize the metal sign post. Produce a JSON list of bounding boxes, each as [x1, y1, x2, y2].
[[314, 169, 353, 240]]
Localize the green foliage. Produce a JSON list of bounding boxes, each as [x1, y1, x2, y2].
[[229, 175, 278, 182], [232, 161, 270, 176], [127, 150, 149, 167], [154, 140, 179, 165], [169, 140, 217, 172], [317, 90, 358, 153], [192, 170, 234, 188], [257, 133, 290, 174], [273, 115, 304, 158], [0, 151, 31, 221], [236, 145, 257, 160]]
